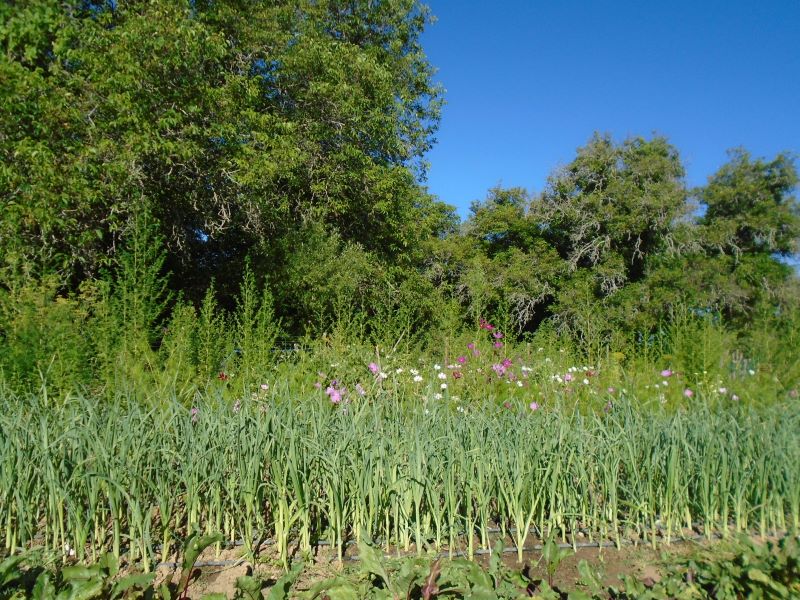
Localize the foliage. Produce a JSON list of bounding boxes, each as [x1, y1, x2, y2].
[[0, 0, 445, 310], [609, 535, 800, 599]]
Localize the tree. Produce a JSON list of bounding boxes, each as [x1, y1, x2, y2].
[[699, 149, 799, 258], [0, 0, 444, 306]]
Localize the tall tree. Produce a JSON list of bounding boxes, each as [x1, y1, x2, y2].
[[0, 0, 444, 302]]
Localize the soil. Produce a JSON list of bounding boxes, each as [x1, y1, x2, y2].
[[158, 534, 708, 598]]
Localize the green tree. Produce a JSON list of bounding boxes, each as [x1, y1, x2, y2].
[[0, 0, 444, 307]]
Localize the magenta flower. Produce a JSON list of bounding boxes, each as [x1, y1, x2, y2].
[[661, 369, 673, 377], [493, 331, 503, 339], [529, 401, 540, 412], [368, 362, 379, 374], [683, 388, 694, 398], [457, 356, 467, 364], [467, 342, 475, 350], [501, 358, 512, 368], [493, 341, 503, 349]]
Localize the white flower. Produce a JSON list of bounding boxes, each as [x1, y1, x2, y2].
[[440, 383, 447, 390], [718, 387, 727, 394], [437, 372, 447, 380], [516, 381, 523, 387], [537, 347, 544, 352], [662, 380, 669, 386], [748, 369, 755, 376], [583, 378, 590, 385], [410, 368, 419, 376], [434, 393, 443, 400], [395, 368, 404, 374], [413, 375, 423, 383], [456, 406, 465, 413], [545, 357, 552, 363], [433, 364, 441, 371], [379, 372, 388, 379]]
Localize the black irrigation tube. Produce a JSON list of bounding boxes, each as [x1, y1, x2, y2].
[[27, 523, 793, 570]]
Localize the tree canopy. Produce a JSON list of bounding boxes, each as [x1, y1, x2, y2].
[[1, 1, 797, 346]]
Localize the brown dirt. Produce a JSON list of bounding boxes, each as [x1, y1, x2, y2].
[[161, 535, 710, 598]]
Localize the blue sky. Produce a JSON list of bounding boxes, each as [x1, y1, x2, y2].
[[421, 0, 800, 218]]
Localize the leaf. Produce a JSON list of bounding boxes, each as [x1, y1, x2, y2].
[[355, 539, 392, 590], [60, 566, 102, 582], [109, 572, 156, 599], [32, 572, 56, 600], [265, 560, 304, 600], [0, 553, 29, 587], [301, 576, 360, 600], [177, 531, 223, 595], [235, 575, 263, 600], [56, 578, 104, 600]]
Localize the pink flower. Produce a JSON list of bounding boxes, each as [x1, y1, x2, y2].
[[314, 382, 321, 389], [368, 362, 379, 374], [493, 341, 503, 349], [467, 342, 475, 350], [472, 349, 480, 357], [493, 331, 503, 339], [564, 373, 574, 382], [492, 363, 506, 376], [501, 358, 512, 368], [529, 401, 540, 412], [607, 386, 616, 394], [457, 356, 467, 364], [661, 369, 673, 377], [683, 388, 694, 398]]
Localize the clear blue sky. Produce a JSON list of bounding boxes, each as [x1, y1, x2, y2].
[[421, 0, 800, 218]]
